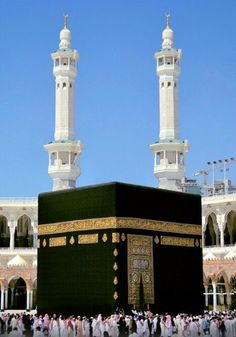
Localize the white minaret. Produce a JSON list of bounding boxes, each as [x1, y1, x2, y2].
[[150, 15, 189, 191], [44, 16, 84, 191]]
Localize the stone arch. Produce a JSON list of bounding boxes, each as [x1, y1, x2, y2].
[[206, 277, 214, 308], [0, 215, 10, 247], [15, 214, 33, 248], [216, 272, 230, 291], [225, 211, 236, 245], [7, 276, 27, 309], [204, 213, 219, 246]]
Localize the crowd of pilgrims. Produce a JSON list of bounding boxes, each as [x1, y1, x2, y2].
[[1, 310, 236, 337]]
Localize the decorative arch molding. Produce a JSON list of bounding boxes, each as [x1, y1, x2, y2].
[[0, 213, 10, 222], [7, 275, 29, 289], [207, 274, 217, 283], [204, 213, 219, 246], [15, 215, 33, 248], [0, 279, 8, 290], [216, 271, 230, 291]]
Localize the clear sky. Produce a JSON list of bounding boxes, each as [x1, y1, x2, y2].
[[0, 0, 236, 197]]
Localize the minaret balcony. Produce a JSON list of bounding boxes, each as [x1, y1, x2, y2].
[[48, 163, 81, 174], [53, 66, 77, 77], [154, 163, 185, 173], [157, 65, 180, 76]]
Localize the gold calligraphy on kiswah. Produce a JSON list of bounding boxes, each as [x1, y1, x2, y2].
[[161, 236, 195, 247], [38, 217, 201, 236], [78, 234, 98, 244], [49, 236, 66, 247]]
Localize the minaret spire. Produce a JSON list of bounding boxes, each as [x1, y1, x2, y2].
[[64, 14, 68, 28], [44, 17, 84, 191], [166, 13, 170, 29], [150, 16, 189, 191]]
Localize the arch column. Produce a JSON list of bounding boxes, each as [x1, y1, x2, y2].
[[32, 220, 38, 248], [227, 292, 232, 306], [30, 290, 33, 309], [216, 214, 226, 247], [202, 216, 207, 247], [204, 285, 208, 307], [1, 289, 4, 310], [213, 223, 220, 246], [9, 220, 17, 249], [26, 289, 30, 310], [212, 282, 217, 311], [4, 290, 8, 309], [10, 287, 14, 307]]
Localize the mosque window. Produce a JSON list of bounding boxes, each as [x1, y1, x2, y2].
[[174, 58, 178, 64], [158, 58, 164, 65], [166, 57, 173, 65], [57, 83, 60, 89], [168, 82, 171, 87], [55, 59, 59, 66], [62, 58, 68, 66], [70, 83, 72, 88], [63, 83, 66, 88], [174, 82, 177, 87], [70, 58, 75, 66], [161, 82, 164, 88]]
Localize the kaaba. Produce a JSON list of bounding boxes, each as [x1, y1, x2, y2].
[[37, 182, 203, 315]]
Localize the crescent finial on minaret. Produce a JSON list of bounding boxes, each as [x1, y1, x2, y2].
[[64, 14, 68, 28], [166, 13, 170, 29]]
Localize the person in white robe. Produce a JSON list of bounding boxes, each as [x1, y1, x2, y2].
[[136, 318, 144, 337], [59, 316, 67, 337], [49, 315, 60, 337], [165, 315, 173, 337], [231, 315, 236, 337], [92, 316, 101, 337], [210, 318, 219, 337], [8, 327, 22, 337], [34, 326, 45, 337], [82, 317, 90, 337]]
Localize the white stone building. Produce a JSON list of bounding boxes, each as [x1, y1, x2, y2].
[[0, 198, 37, 310]]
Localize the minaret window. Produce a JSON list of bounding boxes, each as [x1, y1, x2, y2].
[[70, 83, 72, 88], [63, 82, 66, 88], [50, 152, 56, 165], [167, 82, 171, 87], [158, 58, 164, 65], [57, 83, 60, 89], [165, 57, 173, 65], [161, 82, 164, 88], [62, 57, 68, 65], [55, 59, 60, 66], [70, 58, 75, 66]]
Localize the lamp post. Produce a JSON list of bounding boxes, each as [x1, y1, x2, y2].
[[207, 161, 217, 195]]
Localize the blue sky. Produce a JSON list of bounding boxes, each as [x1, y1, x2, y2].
[[0, 0, 236, 196]]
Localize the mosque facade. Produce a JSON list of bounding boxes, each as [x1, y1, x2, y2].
[[0, 16, 235, 312]]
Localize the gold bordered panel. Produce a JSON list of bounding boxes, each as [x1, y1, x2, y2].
[[49, 236, 66, 247], [39, 217, 201, 236], [161, 236, 195, 247], [127, 234, 154, 305], [78, 234, 98, 244], [112, 233, 120, 243]]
